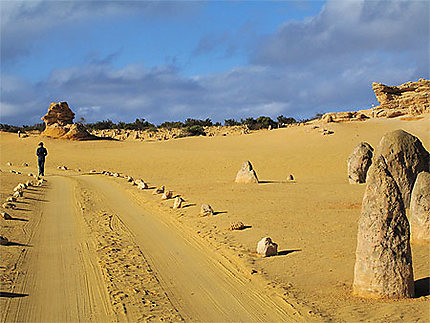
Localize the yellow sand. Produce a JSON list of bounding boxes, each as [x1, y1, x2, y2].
[[1, 115, 429, 322]]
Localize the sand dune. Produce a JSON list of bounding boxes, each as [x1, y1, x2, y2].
[[1, 115, 429, 322]]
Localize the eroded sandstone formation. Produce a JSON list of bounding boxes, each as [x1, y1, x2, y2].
[[41, 102, 93, 140], [353, 156, 414, 299], [374, 130, 429, 207], [322, 79, 429, 122], [372, 79, 430, 118], [410, 171, 430, 244], [347, 142, 374, 184], [235, 161, 259, 184]]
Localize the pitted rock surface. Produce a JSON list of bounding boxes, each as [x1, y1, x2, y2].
[[353, 157, 414, 299], [347, 142, 374, 184], [410, 171, 430, 244]]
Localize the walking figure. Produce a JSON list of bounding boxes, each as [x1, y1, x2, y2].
[[36, 142, 48, 176]]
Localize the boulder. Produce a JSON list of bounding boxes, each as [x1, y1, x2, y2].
[[353, 157, 414, 299], [256, 237, 278, 257], [347, 142, 374, 184], [200, 204, 214, 217], [41, 102, 93, 140], [372, 79, 430, 117], [235, 161, 259, 184], [374, 130, 429, 207], [410, 171, 430, 244]]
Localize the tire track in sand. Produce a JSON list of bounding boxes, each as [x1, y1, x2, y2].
[[3, 176, 114, 323], [77, 175, 312, 322]]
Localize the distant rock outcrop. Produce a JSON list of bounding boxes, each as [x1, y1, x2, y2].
[[353, 156, 414, 299], [410, 171, 430, 244], [374, 130, 429, 207], [372, 79, 430, 118], [322, 79, 429, 122], [41, 102, 93, 140], [347, 142, 374, 184]]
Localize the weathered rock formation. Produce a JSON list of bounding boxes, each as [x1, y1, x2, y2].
[[347, 142, 374, 184], [372, 79, 430, 118], [322, 79, 429, 122], [235, 161, 259, 184], [410, 171, 430, 244], [41, 102, 93, 140], [256, 237, 278, 257], [374, 130, 429, 207], [353, 157, 415, 299], [322, 110, 371, 123]]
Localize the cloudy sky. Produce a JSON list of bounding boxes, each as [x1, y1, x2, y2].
[[1, 0, 428, 126]]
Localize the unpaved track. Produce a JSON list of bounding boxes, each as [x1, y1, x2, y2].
[[4, 174, 305, 322], [3, 176, 114, 323], [77, 175, 304, 322]]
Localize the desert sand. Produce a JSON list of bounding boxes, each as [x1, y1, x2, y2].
[[1, 115, 429, 322]]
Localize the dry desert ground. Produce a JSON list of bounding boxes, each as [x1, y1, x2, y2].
[[1, 116, 429, 322]]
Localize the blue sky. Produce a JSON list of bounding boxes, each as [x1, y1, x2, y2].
[[1, 0, 428, 125]]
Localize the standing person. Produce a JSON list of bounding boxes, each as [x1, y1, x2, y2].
[[36, 142, 48, 176]]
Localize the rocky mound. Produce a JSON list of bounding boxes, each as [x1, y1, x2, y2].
[[322, 79, 429, 122], [372, 79, 430, 118], [41, 102, 94, 140]]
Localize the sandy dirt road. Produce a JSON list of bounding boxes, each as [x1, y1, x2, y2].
[[3, 176, 114, 323], [3, 174, 309, 322]]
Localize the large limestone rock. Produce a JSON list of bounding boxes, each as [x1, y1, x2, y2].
[[347, 142, 374, 184], [41, 102, 93, 140], [235, 161, 259, 184], [410, 171, 430, 244], [256, 237, 278, 257], [374, 129, 429, 207], [353, 157, 414, 299], [372, 79, 430, 118]]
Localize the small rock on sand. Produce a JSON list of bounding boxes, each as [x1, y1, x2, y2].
[[161, 190, 173, 200], [154, 186, 165, 194], [137, 181, 148, 190], [200, 204, 214, 217], [173, 197, 184, 209], [1, 212, 12, 220], [230, 221, 245, 230], [0, 236, 9, 245], [256, 237, 278, 257]]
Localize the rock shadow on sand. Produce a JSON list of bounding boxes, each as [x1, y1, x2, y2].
[[0, 292, 29, 298], [415, 277, 430, 297], [3, 241, 32, 247], [277, 249, 302, 256]]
